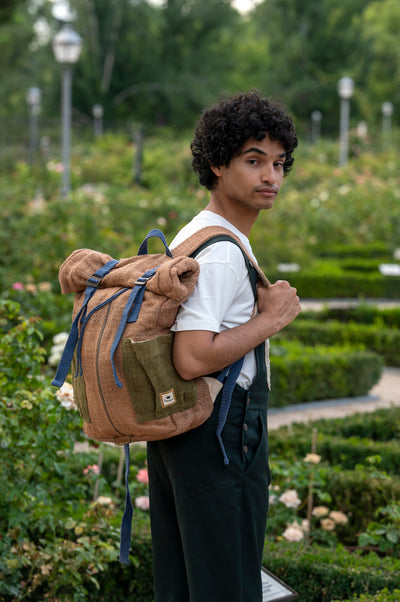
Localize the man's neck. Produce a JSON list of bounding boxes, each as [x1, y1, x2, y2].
[[205, 195, 258, 238]]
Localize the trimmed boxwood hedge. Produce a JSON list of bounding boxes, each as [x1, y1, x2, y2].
[[267, 270, 400, 299], [269, 342, 383, 407], [270, 406, 400, 442], [317, 242, 392, 260], [262, 541, 400, 602], [281, 319, 400, 367], [270, 432, 400, 476], [335, 589, 400, 602], [89, 531, 400, 602], [300, 305, 400, 329]]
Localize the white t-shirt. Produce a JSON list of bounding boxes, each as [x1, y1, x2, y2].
[[170, 210, 270, 390]]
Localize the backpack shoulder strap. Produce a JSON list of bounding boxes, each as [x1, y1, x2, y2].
[[191, 233, 258, 297], [171, 226, 270, 287]]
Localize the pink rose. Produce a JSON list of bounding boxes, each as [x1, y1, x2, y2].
[[137, 468, 149, 484]]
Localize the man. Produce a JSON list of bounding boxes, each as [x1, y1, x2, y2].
[[147, 91, 301, 602]]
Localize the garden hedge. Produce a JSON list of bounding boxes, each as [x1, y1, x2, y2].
[[334, 589, 400, 602], [317, 242, 392, 260], [269, 406, 400, 442], [269, 343, 383, 407], [281, 319, 400, 366], [82, 530, 400, 602], [267, 270, 400, 299], [262, 541, 400, 602], [300, 305, 400, 329], [270, 432, 400, 476]]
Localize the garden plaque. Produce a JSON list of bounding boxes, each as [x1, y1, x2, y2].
[[261, 568, 298, 601]]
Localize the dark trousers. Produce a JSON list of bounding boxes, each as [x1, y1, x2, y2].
[[147, 365, 270, 602]]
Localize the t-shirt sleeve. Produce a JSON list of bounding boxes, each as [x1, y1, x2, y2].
[[171, 243, 248, 333]]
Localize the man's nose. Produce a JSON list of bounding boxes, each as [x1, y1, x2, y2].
[[261, 163, 276, 184]]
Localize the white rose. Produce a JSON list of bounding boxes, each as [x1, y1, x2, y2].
[[279, 489, 301, 509]]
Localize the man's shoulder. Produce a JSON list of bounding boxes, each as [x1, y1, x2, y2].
[[170, 211, 255, 260]]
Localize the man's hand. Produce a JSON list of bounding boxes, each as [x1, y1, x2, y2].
[[256, 279, 301, 334]]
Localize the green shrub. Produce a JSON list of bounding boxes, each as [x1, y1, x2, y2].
[[340, 258, 386, 272], [358, 502, 400, 558], [0, 298, 149, 601], [269, 341, 383, 407], [318, 241, 392, 259], [270, 406, 400, 442], [299, 304, 400, 328], [2, 135, 400, 297], [335, 590, 400, 602], [262, 541, 400, 602], [270, 431, 400, 476], [267, 270, 400, 299], [282, 319, 400, 366]]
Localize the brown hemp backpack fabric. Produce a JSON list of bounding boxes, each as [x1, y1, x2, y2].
[[52, 226, 269, 445]]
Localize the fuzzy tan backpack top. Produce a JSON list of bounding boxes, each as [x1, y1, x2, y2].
[[52, 226, 269, 563]]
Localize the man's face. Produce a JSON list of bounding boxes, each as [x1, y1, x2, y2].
[[211, 135, 287, 215]]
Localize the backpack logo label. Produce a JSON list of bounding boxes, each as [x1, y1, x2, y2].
[[160, 389, 177, 408]]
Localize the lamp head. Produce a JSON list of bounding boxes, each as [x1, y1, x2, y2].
[[338, 77, 354, 100], [52, 24, 82, 65]]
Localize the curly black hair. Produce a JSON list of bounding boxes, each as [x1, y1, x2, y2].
[[191, 91, 298, 190]]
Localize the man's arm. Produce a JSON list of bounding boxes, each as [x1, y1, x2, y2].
[[173, 280, 301, 380]]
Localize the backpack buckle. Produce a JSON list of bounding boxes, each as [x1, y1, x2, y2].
[[86, 275, 103, 288], [134, 269, 157, 286]]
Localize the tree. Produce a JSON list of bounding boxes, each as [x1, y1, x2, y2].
[[360, 0, 400, 116], [0, 0, 20, 24], [247, 0, 371, 134], [66, 0, 242, 128]]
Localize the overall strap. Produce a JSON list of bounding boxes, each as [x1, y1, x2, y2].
[[191, 235, 259, 465]]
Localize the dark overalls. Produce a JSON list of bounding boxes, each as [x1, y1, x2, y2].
[[147, 330, 270, 602]]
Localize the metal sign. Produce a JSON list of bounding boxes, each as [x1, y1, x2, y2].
[[261, 567, 298, 601]]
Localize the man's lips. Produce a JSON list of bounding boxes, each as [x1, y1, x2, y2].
[[255, 187, 278, 196]]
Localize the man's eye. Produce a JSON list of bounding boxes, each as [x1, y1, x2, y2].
[[275, 162, 284, 168], [248, 159, 258, 165]]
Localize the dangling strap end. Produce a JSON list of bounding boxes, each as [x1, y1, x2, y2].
[[216, 432, 230, 465], [119, 443, 133, 565]]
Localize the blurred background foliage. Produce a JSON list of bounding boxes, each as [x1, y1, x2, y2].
[[0, 0, 399, 147]]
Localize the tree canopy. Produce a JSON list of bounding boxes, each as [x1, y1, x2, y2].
[[0, 0, 397, 139]]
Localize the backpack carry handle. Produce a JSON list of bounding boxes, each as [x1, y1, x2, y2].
[[138, 229, 172, 258]]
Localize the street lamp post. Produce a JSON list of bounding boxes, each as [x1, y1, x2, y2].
[[52, 24, 82, 199], [92, 104, 104, 138], [382, 101, 393, 138], [26, 87, 41, 166], [337, 76, 354, 167], [310, 110, 322, 144]]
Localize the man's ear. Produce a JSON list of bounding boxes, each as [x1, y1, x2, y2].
[[210, 165, 222, 177]]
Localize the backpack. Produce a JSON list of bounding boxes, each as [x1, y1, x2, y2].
[[52, 225, 269, 563]]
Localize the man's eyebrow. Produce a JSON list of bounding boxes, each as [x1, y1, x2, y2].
[[242, 147, 287, 158]]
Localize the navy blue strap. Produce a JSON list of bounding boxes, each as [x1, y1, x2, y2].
[[52, 259, 119, 387], [110, 268, 156, 387], [119, 443, 133, 565], [216, 357, 245, 465], [74, 288, 128, 377], [138, 229, 172, 258]]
